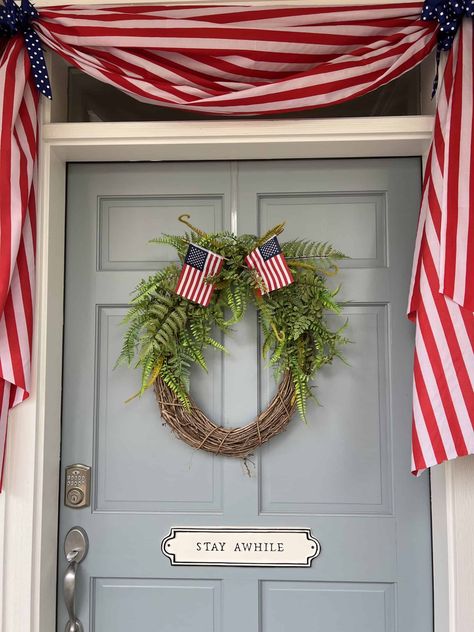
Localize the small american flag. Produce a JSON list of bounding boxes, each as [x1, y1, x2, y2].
[[175, 244, 224, 307], [245, 236, 294, 294]]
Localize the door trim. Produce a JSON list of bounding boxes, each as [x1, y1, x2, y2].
[[0, 84, 463, 632]]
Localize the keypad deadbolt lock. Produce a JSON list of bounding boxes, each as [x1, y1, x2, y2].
[[64, 465, 91, 509]]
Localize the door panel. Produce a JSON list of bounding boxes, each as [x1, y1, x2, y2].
[[93, 578, 222, 632], [259, 304, 391, 515], [58, 159, 432, 632], [95, 305, 223, 512], [261, 581, 395, 632]]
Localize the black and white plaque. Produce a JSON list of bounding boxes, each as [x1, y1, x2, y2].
[[162, 527, 321, 567]]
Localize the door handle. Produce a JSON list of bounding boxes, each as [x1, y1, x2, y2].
[[64, 527, 89, 632]]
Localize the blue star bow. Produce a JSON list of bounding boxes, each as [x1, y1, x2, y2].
[[0, 0, 51, 98], [422, 0, 474, 51], [421, 1, 474, 95]]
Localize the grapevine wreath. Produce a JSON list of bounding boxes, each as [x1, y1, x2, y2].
[[118, 216, 348, 458]]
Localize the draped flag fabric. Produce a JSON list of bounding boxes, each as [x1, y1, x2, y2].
[[0, 35, 38, 487], [32, 3, 437, 116], [1, 0, 472, 488], [408, 18, 474, 474]]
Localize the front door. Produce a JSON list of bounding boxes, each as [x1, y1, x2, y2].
[[58, 159, 432, 632]]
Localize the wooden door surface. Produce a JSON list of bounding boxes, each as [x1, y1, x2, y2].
[[58, 158, 432, 632]]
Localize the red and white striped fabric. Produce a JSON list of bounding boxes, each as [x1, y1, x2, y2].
[[0, 2, 449, 489], [0, 36, 38, 488], [34, 3, 437, 116], [408, 19, 474, 475]]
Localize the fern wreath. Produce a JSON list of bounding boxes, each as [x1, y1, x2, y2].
[[118, 217, 348, 459]]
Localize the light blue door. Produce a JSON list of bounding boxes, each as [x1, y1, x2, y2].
[[58, 159, 432, 632]]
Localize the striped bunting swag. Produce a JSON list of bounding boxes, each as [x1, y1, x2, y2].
[[408, 18, 474, 474], [0, 35, 38, 488], [34, 3, 437, 116], [245, 236, 293, 294], [175, 244, 224, 307]]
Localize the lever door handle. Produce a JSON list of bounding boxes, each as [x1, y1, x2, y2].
[[63, 527, 89, 632]]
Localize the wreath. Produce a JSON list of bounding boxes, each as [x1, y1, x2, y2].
[[117, 216, 348, 458]]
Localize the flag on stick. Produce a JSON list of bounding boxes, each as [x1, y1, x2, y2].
[[246, 236, 294, 294], [175, 244, 224, 306]]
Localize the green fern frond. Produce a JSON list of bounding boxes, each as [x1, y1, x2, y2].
[[282, 239, 345, 260], [205, 336, 228, 353], [150, 234, 189, 256]]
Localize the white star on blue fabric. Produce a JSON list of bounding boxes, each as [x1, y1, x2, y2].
[[259, 236, 282, 261], [185, 244, 208, 271], [422, 0, 474, 51], [0, 0, 52, 99]]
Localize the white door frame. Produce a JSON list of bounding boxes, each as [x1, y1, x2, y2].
[[2, 4, 474, 628], [0, 109, 457, 632]]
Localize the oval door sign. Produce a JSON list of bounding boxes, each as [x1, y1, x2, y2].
[[162, 527, 321, 567]]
